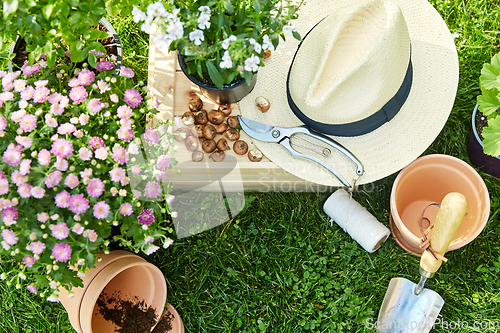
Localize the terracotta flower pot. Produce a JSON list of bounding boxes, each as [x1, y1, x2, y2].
[[467, 104, 500, 178], [58, 250, 167, 333], [390, 154, 490, 256], [178, 51, 257, 104]]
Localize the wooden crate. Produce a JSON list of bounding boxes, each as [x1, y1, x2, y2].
[[147, 41, 320, 192]]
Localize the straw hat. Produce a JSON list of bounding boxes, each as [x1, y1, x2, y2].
[[239, 0, 459, 187]]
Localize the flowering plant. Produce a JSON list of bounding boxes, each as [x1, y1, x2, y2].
[[132, 0, 302, 88], [0, 56, 179, 301]]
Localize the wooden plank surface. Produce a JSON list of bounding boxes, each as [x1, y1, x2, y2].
[[148, 41, 319, 192]]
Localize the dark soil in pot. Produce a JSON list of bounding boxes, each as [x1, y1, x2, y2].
[[96, 291, 173, 333], [474, 109, 488, 141]]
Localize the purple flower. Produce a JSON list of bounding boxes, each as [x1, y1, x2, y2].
[[88, 137, 105, 151], [29, 241, 46, 255], [138, 209, 154, 226], [120, 66, 135, 78], [69, 86, 88, 104], [90, 50, 105, 57], [87, 178, 104, 198], [145, 181, 162, 198], [1, 207, 18, 226], [45, 171, 62, 188], [119, 203, 133, 216], [27, 284, 38, 294], [88, 98, 102, 114], [52, 222, 70, 240], [52, 243, 72, 262], [112, 146, 129, 165], [51, 139, 73, 158], [93, 201, 110, 219], [124, 88, 143, 108], [23, 255, 36, 267], [55, 191, 71, 208], [78, 70, 95, 86], [69, 194, 90, 214], [96, 61, 114, 71], [1, 229, 18, 245], [144, 128, 160, 144], [145, 245, 160, 255], [157, 155, 171, 170]]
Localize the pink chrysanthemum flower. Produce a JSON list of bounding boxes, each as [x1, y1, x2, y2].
[[78, 147, 92, 161], [121, 177, 130, 186], [97, 80, 110, 93], [30, 241, 46, 255], [0, 178, 9, 196], [54, 157, 68, 171], [50, 103, 64, 116], [19, 114, 37, 132], [21, 86, 35, 100], [117, 105, 132, 119], [112, 146, 128, 165], [13, 79, 26, 92], [37, 212, 49, 223], [69, 194, 90, 214], [45, 115, 58, 128], [78, 70, 95, 86], [124, 88, 143, 108], [68, 77, 80, 88], [2, 71, 20, 88], [15, 136, 32, 149], [119, 118, 133, 128], [51, 222, 70, 240], [157, 155, 171, 170], [27, 284, 38, 294], [72, 223, 84, 235], [96, 61, 114, 71], [94, 147, 108, 160], [83, 229, 98, 242], [11, 170, 26, 186], [1, 207, 18, 226], [131, 165, 142, 176], [38, 149, 51, 166], [93, 201, 110, 219], [10, 109, 26, 123], [2, 148, 22, 167], [34, 80, 48, 87], [48, 92, 62, 104], [52, 243, 72, 262], [88, 98, 102, 114], [88, 137, 105, 151], [18, 183, 33, 198], [23, 255, 35, 267], [110, 93, 119, 103], [21, 63, 41, 76], [144, 181, 162, 198], [145, 236, 154, 244], [119, 203, 133, 216], [117, 127, 134, 142], [0, 114, 6, 131], [45, 171, 62, 188], [57, 123, 76, 135], [120, 66, 135, 78], [31, 186, 45, 199], [64, 174, 79, 189], [109, 167, 126, 182], [87, 178, 104, 198], [144, 128, 160, 144], [33, 86, 50, 103], [145, 245, 160, 255], [51, 139, 73, 158], [1, 229, 18, 245], [69, 86, 88, 104], [80, 168, 92, 179], [19, 159, 32, 175], [138, 209, 154, 226], [55, 191, 71, 208]]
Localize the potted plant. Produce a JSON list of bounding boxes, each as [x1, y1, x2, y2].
[[132, 0, 303, 103], [0, 53, 179, 302], [467, 52, 500, 177]]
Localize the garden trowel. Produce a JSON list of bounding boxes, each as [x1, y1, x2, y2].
[[377, 192, 468, 333]]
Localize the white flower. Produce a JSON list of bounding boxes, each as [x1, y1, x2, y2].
[[244, 54, 260, 72], [166, 20, 184, 40], [147, 2, 166, 18], [219, 51, 233, 69], [451, 32, 460, 39], [222, 35, 237, 50], [189, 29, 204, 46], [253, 42, 262, 53], [198, 6, 211, 15], [141, 21, 155, 34], [197, 13, 211, 30], [132, 6, 146, 23], [283, 25, 297, 36]]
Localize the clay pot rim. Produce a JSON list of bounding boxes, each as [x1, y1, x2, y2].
[[390, 154, 490, 251], [165, 304, 185, 333], [79, 257, 167, 333]]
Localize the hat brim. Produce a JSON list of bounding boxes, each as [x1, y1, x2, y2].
[[239, 0, 459, 186]]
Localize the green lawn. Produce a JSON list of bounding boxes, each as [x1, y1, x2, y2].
[[2, 1, 500, 332]]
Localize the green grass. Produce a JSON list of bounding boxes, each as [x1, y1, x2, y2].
[[2, 0, 500, 332]]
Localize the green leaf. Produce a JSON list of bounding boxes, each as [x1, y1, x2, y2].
[[253, 0, 261, 12], [292, 31, 302, 41], [480, 53, 500, 91], [42, 4, 54, 20], [478, 89, 500, 116], [88, 29, 109, 41], [483, 115, 500, 157], [223, 0, 233, 13], [3, 0, 19, 20], [88, 53, 97, 68], [206, 60, 224, 89]]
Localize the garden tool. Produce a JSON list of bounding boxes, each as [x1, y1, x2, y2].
[[237, 115, 364, 188], [377, 192, 468, 333]]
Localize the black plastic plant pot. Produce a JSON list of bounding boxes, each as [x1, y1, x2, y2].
[[467, 104, 500, 178], [8, 17, 122, 74], [178, 51, 257, 104]]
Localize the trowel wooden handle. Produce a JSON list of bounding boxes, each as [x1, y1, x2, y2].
[[420, 192, 468, 273]]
